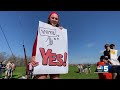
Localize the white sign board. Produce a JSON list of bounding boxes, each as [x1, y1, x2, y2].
[[110, 49, 120, 65], [33, 21, 68, 75]]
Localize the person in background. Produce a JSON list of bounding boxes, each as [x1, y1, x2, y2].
[[5, 61, 12, 79], [103, 44, 112, 65], [110, 44, 119, 79], [97, 55, 112, 79], [77, 64, 83, 73], [116, 56, 120, 79], [28, 62, 34, 79], [118, 56, 120, 63], [11, 62, 15, 78], [104, 44, 110, 60], [0, 62, 3, 78], [87, 64, 91, 73], [83, 64, 88, 74]]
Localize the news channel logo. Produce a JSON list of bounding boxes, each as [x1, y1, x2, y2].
[[96, 65, 111, 72]]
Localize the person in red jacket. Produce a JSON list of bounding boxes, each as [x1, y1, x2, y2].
[[97, 55, 112, 79], [31, 12, 63, 79]]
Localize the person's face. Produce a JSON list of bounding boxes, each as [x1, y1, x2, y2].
[[49, 14, 59, 27], [113, 46, 115, 49], [106, 46, 110, 50], [111, 46, 115, 49], [103, 59, 107, 63]]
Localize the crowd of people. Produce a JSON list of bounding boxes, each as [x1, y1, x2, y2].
[[0, 60, 35, 79], [0, 61, 15, 79], [77, 64, 91, 74], [97, 44, 120, 79]]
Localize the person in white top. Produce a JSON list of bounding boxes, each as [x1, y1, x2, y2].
[[110, 44, 120, 79], [77, 64, 83, 73], [5, 61, 12, 79]]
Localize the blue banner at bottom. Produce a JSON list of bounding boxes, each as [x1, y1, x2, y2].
[[95, 65, 120, 73]]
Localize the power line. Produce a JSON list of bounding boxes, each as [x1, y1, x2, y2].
[[0, 24, 14, 57], [19, 17, 29, 77], [18, 16, 25, 46]]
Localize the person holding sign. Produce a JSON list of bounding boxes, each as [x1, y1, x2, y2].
[[110, 44, 118, 62], [110, 44, 120, 79], [31, 12, 67, 79]]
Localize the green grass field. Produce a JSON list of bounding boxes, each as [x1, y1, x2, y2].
[[1, 65, 98, 79], [60, 65, 98, 79]]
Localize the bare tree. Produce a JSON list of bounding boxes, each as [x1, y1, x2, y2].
[[0, 52, 7, 62]]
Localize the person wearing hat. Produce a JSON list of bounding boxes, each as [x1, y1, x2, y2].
[[31, 12, 63, 79], [97, 55, 112, 79]]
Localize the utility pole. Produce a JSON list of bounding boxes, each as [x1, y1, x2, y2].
[[23, 42, 29, 79]]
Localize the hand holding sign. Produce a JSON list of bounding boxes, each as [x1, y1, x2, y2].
[[31, 56, 39, 67], [59, 26, 63, 30]]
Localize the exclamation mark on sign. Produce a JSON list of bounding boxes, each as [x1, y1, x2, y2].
[[63, 52, 67, 67]]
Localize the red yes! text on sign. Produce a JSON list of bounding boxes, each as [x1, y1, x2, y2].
[[39, 48, 67, 67]]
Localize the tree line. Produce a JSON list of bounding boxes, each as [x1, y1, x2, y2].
[[0, 52, 31, 67]]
